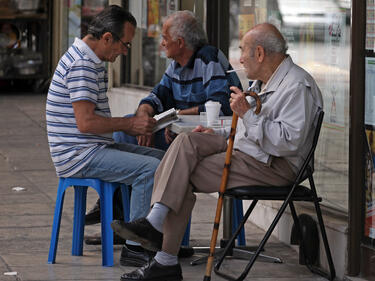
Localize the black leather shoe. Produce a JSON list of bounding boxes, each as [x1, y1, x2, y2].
[[111, 218, 163, 252], [85, 194, 124, 225], [120, 245, 155, 267], [85, 199, 101, 225], [84, 233, 126, 245], [120, 259, 182, 281]]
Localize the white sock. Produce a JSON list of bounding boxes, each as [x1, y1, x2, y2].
[[154, 251, 178, 265], [126, 240, 141, 247], [146, 202, 170, 233]]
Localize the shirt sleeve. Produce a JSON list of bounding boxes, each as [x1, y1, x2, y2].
[[213, 126, 231, 138], [139, 72, 175, 114], [67, 59, 99, 104], [241, 82, 316, 157], [201, 61, 232, 116]]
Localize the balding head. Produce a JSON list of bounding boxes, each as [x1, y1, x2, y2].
[[239, 23, 287, 83], [245, 23, 287, 56]]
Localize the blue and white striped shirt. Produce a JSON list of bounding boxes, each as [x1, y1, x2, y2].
[[140, 45, 241, 115], [46, 38, 113, 177]]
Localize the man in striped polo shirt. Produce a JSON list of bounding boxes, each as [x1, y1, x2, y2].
[[113, 10, 242, 150], [46, 5, 164, 267]]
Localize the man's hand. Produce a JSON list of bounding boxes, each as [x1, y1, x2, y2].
[[192, 125, 215, 134], [137, 134, 154, 147], [136, 104, 155, 117], [128, 115, 156, 136], [164, 127, 177, 144], [229, 86, 251, 118]]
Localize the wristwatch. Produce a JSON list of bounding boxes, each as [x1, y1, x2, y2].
[[176, 109, 181, 115]]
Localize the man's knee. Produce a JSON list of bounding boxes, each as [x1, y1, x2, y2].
[[179, 131, 213, 149], [175, 131, 199, 144], [175, 132, 189, 141], [144, 157, 161, 173]]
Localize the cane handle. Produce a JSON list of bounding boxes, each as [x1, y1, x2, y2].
[[245, 91, 262, 115]]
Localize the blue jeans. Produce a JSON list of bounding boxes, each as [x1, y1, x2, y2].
[[113, 114, 170, 151], [72, 143, 165, 221]]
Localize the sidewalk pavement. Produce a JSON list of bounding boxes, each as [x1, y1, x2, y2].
[[0, 92, 330, 280]]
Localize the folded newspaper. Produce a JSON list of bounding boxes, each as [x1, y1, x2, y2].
[[153, 108, 179, 133]]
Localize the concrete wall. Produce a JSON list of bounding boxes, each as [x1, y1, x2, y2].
[[107, 87, 149, 117], [245, 200, 348, 280]]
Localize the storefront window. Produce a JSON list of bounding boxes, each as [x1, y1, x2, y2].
[[364, 0, 375, 241], [126, 0, 178, 87], [67, 0, 108, 47], [229, 0, 351, 211]]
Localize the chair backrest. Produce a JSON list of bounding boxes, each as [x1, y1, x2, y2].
[[295, 110, 324, 185]]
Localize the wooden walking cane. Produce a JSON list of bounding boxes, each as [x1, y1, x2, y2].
[[203, 91, 262, 281]]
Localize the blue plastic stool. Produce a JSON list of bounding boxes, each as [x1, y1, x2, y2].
[[181, 198, 245, 247], [181, 218, 191, 247], [48, 178, 130, 267]]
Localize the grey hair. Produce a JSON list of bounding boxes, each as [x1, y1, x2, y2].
[[251, 25, 288, 55], [164, 10, 208, 51]]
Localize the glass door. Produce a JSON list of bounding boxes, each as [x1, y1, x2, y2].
[[67, 0, 108, 47], [228, 0, 351, 212], [362, 0, 375, 278]]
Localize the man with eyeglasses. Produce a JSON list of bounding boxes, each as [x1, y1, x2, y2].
[[85, 9, 240, 264], [111, 32, 132, 50], [46, 4, 165, 266]]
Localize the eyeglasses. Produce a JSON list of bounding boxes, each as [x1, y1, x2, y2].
[[111, 33, 131, 50]]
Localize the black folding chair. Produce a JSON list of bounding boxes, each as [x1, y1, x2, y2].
[[214, 110, 336, 281]]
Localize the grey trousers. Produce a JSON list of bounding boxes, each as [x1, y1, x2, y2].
[[151, 132, 296, 255]]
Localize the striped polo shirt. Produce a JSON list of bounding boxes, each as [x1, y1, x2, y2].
[[139, 45, 242, 115], [46, 38, 113, 177]]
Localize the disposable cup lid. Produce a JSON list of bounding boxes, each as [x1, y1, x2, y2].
[[205, 101, 221, 106]]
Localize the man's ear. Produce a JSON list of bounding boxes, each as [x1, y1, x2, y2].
[[177, 37, 185, 49], [256, 46, 265, 62], [102, 32, 113, 45]]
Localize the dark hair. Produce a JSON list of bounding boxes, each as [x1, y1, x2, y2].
[[87, 5, 137, 41]]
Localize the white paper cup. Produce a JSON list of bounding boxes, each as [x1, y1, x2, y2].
[[199, 112, 207, 122], [205, 101, 221, 126]]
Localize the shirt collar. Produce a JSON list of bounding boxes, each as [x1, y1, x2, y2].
[[73, 37, 102, 64], [249, 56, 293, 95], [175, 45, 204, 70]]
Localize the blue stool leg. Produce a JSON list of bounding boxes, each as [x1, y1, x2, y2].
[[100, 182, 115, 266], [48, 179, 67, 264], [181, 217, 191, 247], [72, 186, 88, 256], [233, 199, 246, 246], [120, 185, 130, 222]]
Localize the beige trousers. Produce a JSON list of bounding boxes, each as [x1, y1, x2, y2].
[[151, 132, 296, 255]]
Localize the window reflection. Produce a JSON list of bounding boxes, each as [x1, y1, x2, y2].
[[127, 0, 178, 87], [67, 0, 108, 48], [229, 0, 350, 211]]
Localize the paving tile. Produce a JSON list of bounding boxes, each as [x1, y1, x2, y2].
[[0, 94, 336, 281]]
